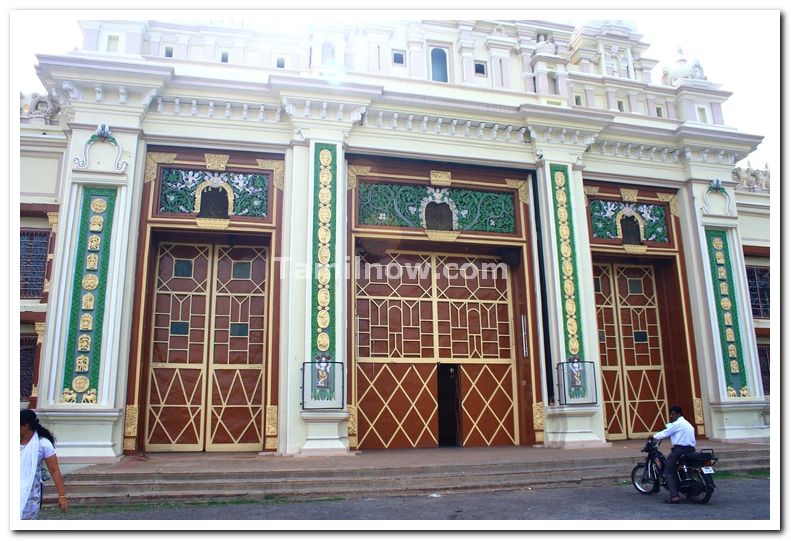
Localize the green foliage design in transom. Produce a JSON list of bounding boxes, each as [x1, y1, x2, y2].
[[589, 199, 669, 243], [159, 168, 269, 217], [358, 182, 516, 234]]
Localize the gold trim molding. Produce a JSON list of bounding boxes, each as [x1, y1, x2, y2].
[[34, 322, 46, 344], [347, 165, 372, 191], [347, 404, 358, 436], [144, 152, 178, 183], [505, 178, 529, 204], [623, 244, 648, 254], [265, 405, 278, 436], [195, 217, 230, 230], [46, 212, 59, 233], [256, 159, 285, 190], [426, 230, 460, 242], [30, 384, 39, 398], [124, 404, 138, 437], [533, 402, 544, 430], [430, 170, 452, 186], [123, 437, 136, 451], [265, 436, 278, 449], [204, 153, 230, 171], [620, 188, 639, 202], [657, 192, 679, 217], [694, 398, 704, 425]]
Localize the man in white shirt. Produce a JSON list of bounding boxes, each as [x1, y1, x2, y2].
[[653, 405, 696, 504]]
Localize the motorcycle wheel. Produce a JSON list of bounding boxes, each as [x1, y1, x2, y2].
[[631, 464, 660, 494], [685, 472, 714, 504]]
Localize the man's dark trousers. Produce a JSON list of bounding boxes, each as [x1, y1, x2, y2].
[[665, 445, 695, 497]]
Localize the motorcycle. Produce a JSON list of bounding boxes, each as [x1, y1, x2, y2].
[[631, 437, 718, 504]]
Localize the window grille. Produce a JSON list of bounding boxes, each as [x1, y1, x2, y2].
[[20, 229, 49, 298], [757, 344, 770, 395], [746, 266, 770, 318], [20, 335, 36, 400]]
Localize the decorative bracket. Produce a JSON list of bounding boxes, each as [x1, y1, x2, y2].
[[74, 123, 128, 173], [702, 178, 735, 216]]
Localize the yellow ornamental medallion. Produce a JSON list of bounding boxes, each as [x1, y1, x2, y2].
[[554, 171, 566, 187], [715, 251, 725, 265], [72, 375, 90, 393], [556, 189, 567, 205], [559, 223, 570, 240], [318, 226, 331, 244], [319, 168, 332, 185], [317, 287, 331, 307], [91, 198, 107, 213], [317, 332, 330, 351], [317, 267, 331, 285], [725, 328, 735, 342], [567, 318, 578, 335], [82, 274, 99, 291], [319, 206, 332, 223], [712, 237, 724, 250], [723, 312, 732, 326], [316, 310, 330, 329], [317, 309, 330, 329], [720, 297, 732, 311], [720, 282, 729, 295], [558, 206, 568, 222], [318, 245, 331, 264], [565, 298, 577, 316], [562, 259, 574, 277], [561, 241, 572, 258], [568, 337, 580, 355], [319, 149, 333, 166], [319, 187, 332, 205], [564, 278, 575, 297], [718, 267, 727, 279]]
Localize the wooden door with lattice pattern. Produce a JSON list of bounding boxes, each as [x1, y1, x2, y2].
[[145, 242, 268, 451], [355, 251, 517, 449], [594, 262, 668, 440]]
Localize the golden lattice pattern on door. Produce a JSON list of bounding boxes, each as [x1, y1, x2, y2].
[[594, 263, 668, 440], [355, 251, 517, 449], [145, 243, 268, 451]]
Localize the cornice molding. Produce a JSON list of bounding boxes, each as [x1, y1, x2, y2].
[[359, 106, 528, 145]]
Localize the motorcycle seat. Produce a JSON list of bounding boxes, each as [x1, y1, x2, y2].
[[681, 450, 717, 464]]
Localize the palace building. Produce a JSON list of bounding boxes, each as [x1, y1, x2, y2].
[[18, 18, 771, 460]]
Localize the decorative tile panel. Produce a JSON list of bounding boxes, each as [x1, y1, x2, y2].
[[589, 199, 669, 243], [311, 143, 338, 402], [705, 229, 749, 397], [358, 182, 516, 234], [549, 164, 588, 400], [159, 168, 269, 217], [60, 187, 117, 403]]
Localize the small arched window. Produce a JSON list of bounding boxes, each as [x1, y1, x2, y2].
[[424, 202, 454, 231], [322, 42, 335, 66], [198, 186, 230, 219], [620, 215, 643, 245], [430, 47, 449, 82]]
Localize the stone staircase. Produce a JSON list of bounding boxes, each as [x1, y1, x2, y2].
[[44, 447, 770, 507]]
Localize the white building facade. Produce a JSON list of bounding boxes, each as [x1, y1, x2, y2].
[[19, 18, 771, 461]]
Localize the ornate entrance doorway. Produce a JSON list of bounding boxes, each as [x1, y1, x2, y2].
[[144, 242, 269, 451], [594, 262, 669, 440], [354, 251, 518, 449]]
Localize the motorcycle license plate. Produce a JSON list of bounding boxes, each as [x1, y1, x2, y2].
[[702, 466, 715, 474]]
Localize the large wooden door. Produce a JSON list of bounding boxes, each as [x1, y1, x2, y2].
[[145, 242, 268, 451], [354, 251, 518, 449], [594, 263, 669, 440]]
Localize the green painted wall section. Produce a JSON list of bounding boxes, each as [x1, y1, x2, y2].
[[61, 187, 117, 403], [705, 229, 749, 397]]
